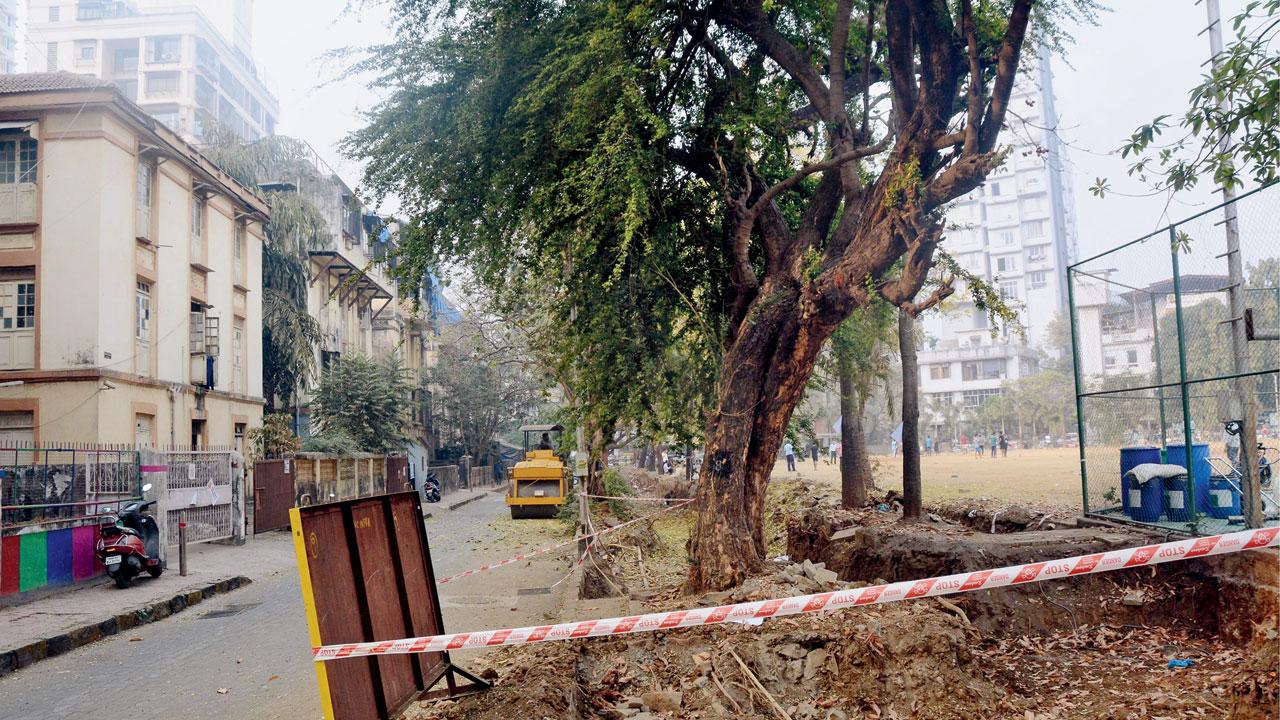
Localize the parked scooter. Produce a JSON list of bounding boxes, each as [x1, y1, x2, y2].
[[423, 471, 441, 504], [97, 484, 163, 588]]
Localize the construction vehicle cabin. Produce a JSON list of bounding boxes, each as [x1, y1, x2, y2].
[[506, 424, 568, 519]]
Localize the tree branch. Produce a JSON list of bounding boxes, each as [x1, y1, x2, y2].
[[960, 0, 982, 155], [884, 0, 918, 120], [745, 139, 891, 222], [830, 0, 855, 114], [715, 0, 833, 121], [977, 0, 1034, 152]]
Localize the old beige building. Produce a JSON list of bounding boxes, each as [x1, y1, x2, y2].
[[0, 72, 266, 449]]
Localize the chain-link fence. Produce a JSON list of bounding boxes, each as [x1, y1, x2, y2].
[[1068, 183, 1280, 535]]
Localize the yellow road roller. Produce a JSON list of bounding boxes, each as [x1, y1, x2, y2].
[[506, 424, 568, 519]]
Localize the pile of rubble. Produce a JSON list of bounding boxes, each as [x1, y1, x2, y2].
[[408, 559, 1011, 720]]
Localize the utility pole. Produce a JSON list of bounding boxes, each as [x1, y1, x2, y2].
[[1203, 0, 1262, 527]]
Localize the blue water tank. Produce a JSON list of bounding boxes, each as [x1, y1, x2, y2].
[[1120, 447, 1161, 516], [1206, 476, 1241, 519], [1167, 443, 1211, 516], [1130, 475, 1164, 522]]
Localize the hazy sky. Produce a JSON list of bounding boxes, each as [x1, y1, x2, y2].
[[251, 0, 1247, 258]]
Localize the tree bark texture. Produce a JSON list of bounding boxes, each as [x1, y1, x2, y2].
[[681, 0, 1035, 590], [898, 309, 923, 522], [837, 345, 871, 508]]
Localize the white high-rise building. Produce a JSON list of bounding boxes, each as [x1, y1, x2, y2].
[[918, 47, 1079, 437], [26, 0, 277, 143], [0, 0, 17, 73]]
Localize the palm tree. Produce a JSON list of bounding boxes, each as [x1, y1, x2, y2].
[[201, 128, 327, 412]]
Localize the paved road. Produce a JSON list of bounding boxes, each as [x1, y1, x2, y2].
[[0, 491, 574, 720]]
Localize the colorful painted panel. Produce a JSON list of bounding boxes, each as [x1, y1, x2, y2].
[[0, 535, 18, 595], [72, 525, 101, 580], [0, 523, 104, 597]]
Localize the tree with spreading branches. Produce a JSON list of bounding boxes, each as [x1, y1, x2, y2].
[[349, 0, 1099, 590]]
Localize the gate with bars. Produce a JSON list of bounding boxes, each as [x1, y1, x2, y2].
[[163, 451, 241, 545]]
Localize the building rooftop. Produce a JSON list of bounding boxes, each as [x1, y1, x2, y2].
[[0, 72, 114, 94]]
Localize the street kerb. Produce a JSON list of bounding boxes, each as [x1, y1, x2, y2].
[[310, 526, 1279, 660], [290, 491, 489, 720]]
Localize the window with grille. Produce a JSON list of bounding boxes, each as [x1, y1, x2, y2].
[[190, 196, 204, 259], [1029, 271, 1047, 290], [0, 139, 37, 184], [135, 282, 151, 341], [46, 42, 56, 70], [0, 281, 36, 330], [146, 71, 179, 95], [49, 6, 60, 21], [135, 162, 152, 237], [146, 36, 181, 64], [929, 364, 951, 380]]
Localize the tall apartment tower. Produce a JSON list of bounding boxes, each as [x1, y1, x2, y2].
[[26, 0, 277, 143], [0, 0, 17, 73], [917, 47, 1079, 431]]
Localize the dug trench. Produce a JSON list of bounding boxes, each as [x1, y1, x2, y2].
[[405, 480, 1279, 720]]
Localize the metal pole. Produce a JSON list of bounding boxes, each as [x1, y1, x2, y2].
[[178, 520, 188, 576], [1066, 268, 1091, 513], [1170, 229, 1198, 528], [1205, 0, 1263, 527], [1150, 294, 1169, 451]]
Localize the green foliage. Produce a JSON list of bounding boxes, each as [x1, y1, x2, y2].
[[311, 354, 414, 453], [202, 132, 335, 411], [883, 156, 921, 209], [1108, 1, 1280, 193], [429, 319, 544, 460], [301, 429, 361, 455], [247, 413, 300, 461]]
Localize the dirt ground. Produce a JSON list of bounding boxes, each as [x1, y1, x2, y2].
[[402, 474, 1278, 720], [775, 446, 1086, 508]]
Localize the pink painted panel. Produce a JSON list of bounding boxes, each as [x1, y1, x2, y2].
[[72, 525, 101, 581]]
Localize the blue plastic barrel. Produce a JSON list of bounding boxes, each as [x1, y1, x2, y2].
[[1167, 443, 1211, 515], [1120, 447, 1161, 516], [1130, 475, 1164, 522], [1164, 477, 1191, 522], [1206, 476, 1241, 519]]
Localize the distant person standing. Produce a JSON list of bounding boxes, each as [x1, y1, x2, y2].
[[1224, 425, 1241, 466], [975, 437, 984, 458], [810, 442, 819, 469], [829, 443, 838, 464], [988, 433, 997, 459], [784, 441, 796, 472], [998, 432, 1009, 458], [924, 435, 934, 456], [890, 437, 898, 456]]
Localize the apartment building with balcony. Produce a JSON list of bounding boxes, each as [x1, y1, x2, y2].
[[0, 72, 266, 448], [0, 0, 17, 74], [27, 0, 278, 144], [917, 46, 1078, 431]]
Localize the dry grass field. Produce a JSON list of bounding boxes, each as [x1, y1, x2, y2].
[[770, 446, 1089, 509]]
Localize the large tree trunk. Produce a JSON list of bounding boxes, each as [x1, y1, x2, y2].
[[898, 309, 922, 522], [837, 344, 871, 508], [687, 288, 834, 591]]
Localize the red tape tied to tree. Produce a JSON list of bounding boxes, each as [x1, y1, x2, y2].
[[313, 527, 1279, 661]]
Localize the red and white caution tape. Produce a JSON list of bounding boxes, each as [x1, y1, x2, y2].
[[313, 527, 1279, 661], [436, 499, 693, 585], [580, 494, 686, 502]]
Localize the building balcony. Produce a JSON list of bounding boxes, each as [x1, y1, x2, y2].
[[919, 342, 1037, 365]]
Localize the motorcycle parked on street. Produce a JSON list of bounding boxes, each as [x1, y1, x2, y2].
[[97, 484, 163, 588], [423, 471, 441, 504]]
